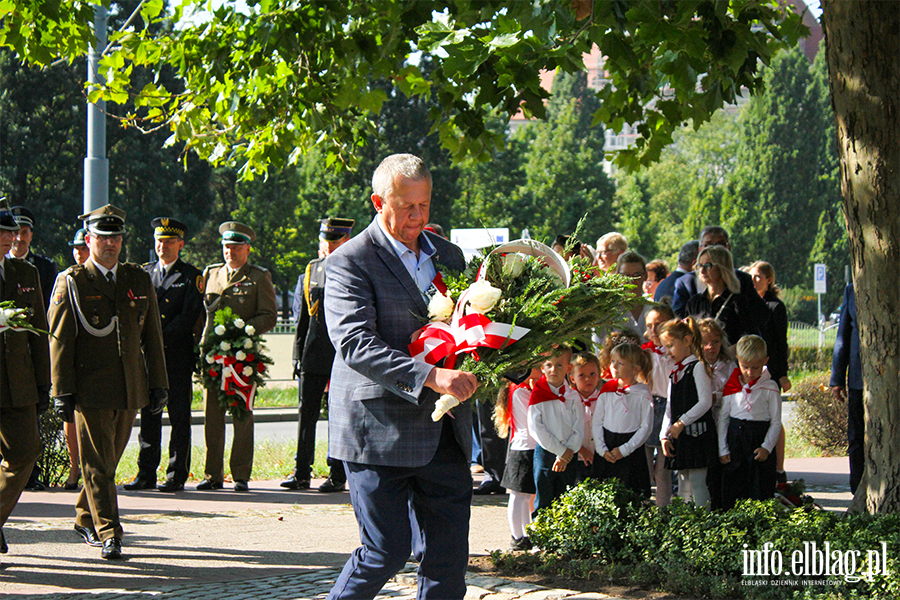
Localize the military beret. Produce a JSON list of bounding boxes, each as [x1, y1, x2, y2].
[[151, 217, 188, 240], [79, 204, 126, 236], [68, 227, 88, 247], [219, 221, 255, 244], [319, 217, 354, 241]]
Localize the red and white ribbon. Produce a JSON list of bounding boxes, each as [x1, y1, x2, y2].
[[213, 354, 257, 411]]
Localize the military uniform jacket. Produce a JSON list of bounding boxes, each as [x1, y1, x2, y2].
[[47, 260, 168, 409], [144, 258, 204, 368], [23, 251, 58, 312], [292, 257, 334, 375], [0, 258, 51, 408], [201, 262, 277, 344]]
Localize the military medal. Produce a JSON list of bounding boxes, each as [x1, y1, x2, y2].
[[91, 315, 100, 325]]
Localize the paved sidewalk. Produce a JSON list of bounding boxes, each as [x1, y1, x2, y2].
[[0, 459, 852, 598]]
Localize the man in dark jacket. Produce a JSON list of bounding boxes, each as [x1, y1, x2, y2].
[[281, 217, 354, 492], [125, 218, 204, 492], [830, 282, 863, 493]]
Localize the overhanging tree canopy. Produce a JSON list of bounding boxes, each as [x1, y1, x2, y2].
[[1, 0, 804, 176]]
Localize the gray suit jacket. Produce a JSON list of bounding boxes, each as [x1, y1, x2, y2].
[[325, 218, 470, 467]]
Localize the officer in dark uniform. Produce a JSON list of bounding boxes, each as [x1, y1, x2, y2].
[[280, 217, 353, 492], [197, 221, 277, 492], [48, 204, 168, 560], [0, 200, 50, 554], [8, 206, 59, 491], [124, 218, 203, 492]]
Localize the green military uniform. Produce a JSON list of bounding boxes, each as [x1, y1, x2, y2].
[[200, 222, 277, 486], [0, 257, 50, 531], [47, 206, 167, 545]]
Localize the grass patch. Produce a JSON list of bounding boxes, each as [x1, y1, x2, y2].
[[116, 439, 331, 484]]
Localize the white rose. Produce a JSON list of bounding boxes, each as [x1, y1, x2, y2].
[[214, 324, 226, 336], [235, 350, 246, 361], [245, 325, 256, 336], [243, 366, 253, 377], [234, 318, 246, 329], [466, 280, 502, 314], [243, 338, 253, 349], [219, 341, 231, 351], [502, 253, 526, 278], [427, 292, 455, 323], [205, 354, 216, 364]]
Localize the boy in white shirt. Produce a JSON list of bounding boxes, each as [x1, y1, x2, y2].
[[527, 346, 584, 515], [718, 335, 782, 508]]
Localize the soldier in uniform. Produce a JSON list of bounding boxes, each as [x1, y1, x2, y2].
[[281, 217, 353, 492], [197, 221, 277, 492], [0, 200, 50, 554], [124, 218, 203, 492], [47, 204, 168, 560], [7, 206, 59, 490], [70, 227, 89, 265]]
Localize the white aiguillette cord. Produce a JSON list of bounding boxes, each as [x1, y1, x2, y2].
[[66, 274, 121, 355]]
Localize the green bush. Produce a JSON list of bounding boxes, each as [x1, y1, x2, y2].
[[792, 374, 848, 455], [789, 346, 835, 372], [509, 480, 900, 599]]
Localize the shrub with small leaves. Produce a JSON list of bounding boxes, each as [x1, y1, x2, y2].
[[793, 374, 848, 454]]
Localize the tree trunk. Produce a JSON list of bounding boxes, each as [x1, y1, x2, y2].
[[821, 0, 900, 514]]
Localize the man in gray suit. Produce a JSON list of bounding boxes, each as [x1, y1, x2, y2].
[[324, 154, 478, 600]]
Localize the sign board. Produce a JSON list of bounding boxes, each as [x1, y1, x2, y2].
[[450, 228, 510, 261], [814, 263, 827, 294]]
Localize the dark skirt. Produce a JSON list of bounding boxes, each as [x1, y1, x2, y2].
[[501, 448, 535, 494], [646, 395, 667, 448], [722, 418, 777, 508], [594, 429, 651, 498], [664, 415, 718, 471]]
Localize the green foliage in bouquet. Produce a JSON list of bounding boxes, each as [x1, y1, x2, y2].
[[199, 307, 274, 420], [0, 299, 52, 336]]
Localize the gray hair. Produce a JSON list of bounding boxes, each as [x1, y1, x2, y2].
[[372, 154, 431, 199], [697, 245, 740, 295], [698, 225, 729, 247], [678, 240, 700, 266]]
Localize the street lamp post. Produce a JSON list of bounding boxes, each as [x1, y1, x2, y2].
[[84, 4, 109, 213]]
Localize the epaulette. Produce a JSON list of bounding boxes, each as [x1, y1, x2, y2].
[[203, 263, 224, 276], [250, 263, 269, 273], [142, 261, 156, 268], [120, 262, 144, 271], [63, 263, 86, 276]]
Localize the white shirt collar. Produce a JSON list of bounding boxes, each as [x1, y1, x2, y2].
[[91, 258, 118, 279]]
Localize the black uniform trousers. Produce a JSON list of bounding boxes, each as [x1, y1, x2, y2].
[[294, 371, 344, 483], [135, 362, 193, 485]]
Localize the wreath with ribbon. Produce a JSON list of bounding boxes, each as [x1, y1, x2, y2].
[[199, 307, 273, 420]]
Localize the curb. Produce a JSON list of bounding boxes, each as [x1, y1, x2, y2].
[[133, 406, 298, 428]]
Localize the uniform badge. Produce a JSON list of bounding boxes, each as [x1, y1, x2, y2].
[[91, 315, 100, 326], [54, 290, 65, 305], [196, 276, 204, 293]]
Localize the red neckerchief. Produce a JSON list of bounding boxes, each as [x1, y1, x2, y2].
[[722, 368, 759, 411], [528, 375, 568, 406], [600, 379, 632, 412], [579, 387, 601, 410], [508, 379, 534, 436], [642, 341, 665, 355], [670, 358, 689, 381]]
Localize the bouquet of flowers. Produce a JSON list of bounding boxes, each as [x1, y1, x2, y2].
[[0, 300, 50, 335], [410, 239, 641, 420], [199, 307, 273, 420]]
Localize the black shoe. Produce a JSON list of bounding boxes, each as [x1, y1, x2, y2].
[[509, 536, 532, 551], [24, 478, 45, 491], [101, 538, 123, 560], [64, 480, 80, 491], [123, 477, 156, 491], [473, 481, 505, 495], [74, 524, 103, 548], [196, 479, 223, 491], [1, 528, 7, 554], [157, 480, 184, 493], [318, 478, 346, 493], [280, 474, 311, 490], [233, 480, 249, 492]]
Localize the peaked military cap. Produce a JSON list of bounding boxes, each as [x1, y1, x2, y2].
[[219, 221, 255, 244], [151, 216, 188, 240], [319, 217, 355, 242], [79, 204, 126, 236], [0, 198, 19, 231], [68, 227, 88, 247], [11, 206, 35, 229]]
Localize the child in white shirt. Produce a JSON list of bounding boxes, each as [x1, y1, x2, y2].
[[643, 304, 676, 506], [570, 352, 604, 482], [527, 346, 584, 515], [698, 317, 736, 509], [718, 335, 782, 508], [592, 342, 654, 498]]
